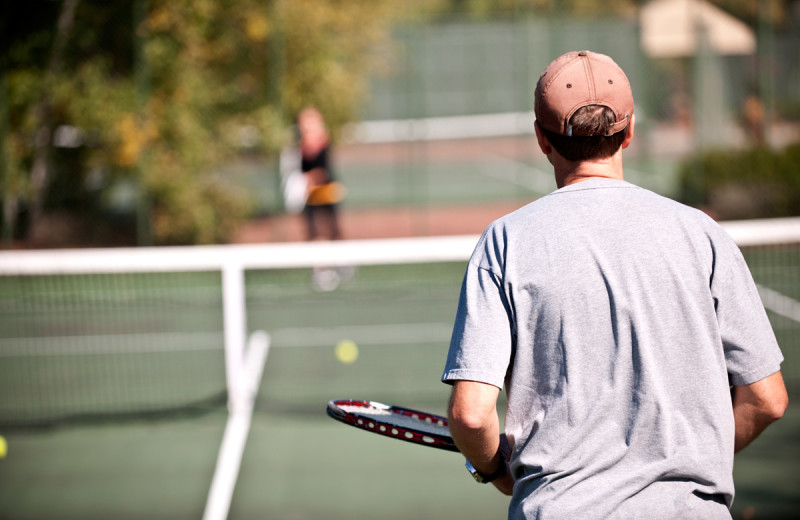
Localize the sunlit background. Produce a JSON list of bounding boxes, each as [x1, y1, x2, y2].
[[1, 1, 798, 519]]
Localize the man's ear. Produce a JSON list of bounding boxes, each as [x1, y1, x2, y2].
[[621, 115, 635, 149], [534, 121, 552, 155]]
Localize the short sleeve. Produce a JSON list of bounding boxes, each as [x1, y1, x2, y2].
[[711, 233, 784, 386], [441, 232, 514, 389]]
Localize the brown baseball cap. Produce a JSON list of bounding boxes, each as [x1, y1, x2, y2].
[[534, 50, 633, 137]]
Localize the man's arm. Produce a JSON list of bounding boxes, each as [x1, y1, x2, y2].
[[732, 370, 788, 453], [448, 380, 514, 495]]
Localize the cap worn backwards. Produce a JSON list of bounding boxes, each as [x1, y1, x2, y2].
[[534, 50, 634, 137]]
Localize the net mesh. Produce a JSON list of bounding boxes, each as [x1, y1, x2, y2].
[[0, 220, 798, 428], [742, 242, 800, 390], [0, 272, 228, 427]]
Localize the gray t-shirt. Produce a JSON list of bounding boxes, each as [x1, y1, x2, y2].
[[442, 179, 783, 519]]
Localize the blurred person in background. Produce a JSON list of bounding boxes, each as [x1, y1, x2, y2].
[[291, 106, 349, 291], [297, 106, 344, 242]]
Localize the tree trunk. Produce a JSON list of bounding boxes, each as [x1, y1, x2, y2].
[[28, 0, 80, 226]]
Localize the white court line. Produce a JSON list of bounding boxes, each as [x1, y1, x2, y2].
[[5, 288, 797, 358], [0, 332, 223, 357], [269, 322, 453, 348], [0, 323, 453, 357], [757, 284, 800, 324], [479, 154, 555, 195], [342, 111, 535, 143], [203, 331, 270, 520]]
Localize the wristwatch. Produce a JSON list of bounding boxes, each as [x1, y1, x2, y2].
[[465, 458, 506, 484]]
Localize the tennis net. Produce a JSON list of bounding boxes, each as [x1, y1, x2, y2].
[[0, 237, 474, 428], [0, 218, 798, 428]]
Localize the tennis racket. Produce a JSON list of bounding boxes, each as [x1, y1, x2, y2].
[[326, 399, 459, 452]]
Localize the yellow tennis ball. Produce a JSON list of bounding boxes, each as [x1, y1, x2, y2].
[[335, 340, 359, 364], [0, 436, 7, 458]]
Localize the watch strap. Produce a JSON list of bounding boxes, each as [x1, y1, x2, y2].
[[465, 458, 506, 484]]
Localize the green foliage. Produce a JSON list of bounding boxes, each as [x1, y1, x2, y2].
[[678, 144, 800, 220], [7, 0, 790, 246], [2, 0, 401, 246]]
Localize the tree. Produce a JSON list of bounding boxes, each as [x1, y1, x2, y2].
[[2, 0, 402, 246]]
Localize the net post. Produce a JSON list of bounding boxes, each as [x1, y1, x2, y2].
[[222, 262, 246, 411]]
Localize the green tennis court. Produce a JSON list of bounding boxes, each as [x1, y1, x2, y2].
[[0, 235, 798, 518], [0, 398, 796, 518]]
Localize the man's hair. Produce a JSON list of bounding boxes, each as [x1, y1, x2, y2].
[[541, 105, 628, 162]]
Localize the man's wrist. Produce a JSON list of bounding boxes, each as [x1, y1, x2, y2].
[[465, 458, 507, 484]]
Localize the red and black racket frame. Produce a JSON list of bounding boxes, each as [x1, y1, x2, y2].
[[327, 399, 460, 452]]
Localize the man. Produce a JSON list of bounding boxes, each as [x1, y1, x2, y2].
[[441, 51, 787, 519]]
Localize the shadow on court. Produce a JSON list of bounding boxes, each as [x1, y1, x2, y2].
[[1, 403, 796, 519]]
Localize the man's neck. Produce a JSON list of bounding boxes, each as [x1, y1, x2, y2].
[[553, 152, 625, 188]]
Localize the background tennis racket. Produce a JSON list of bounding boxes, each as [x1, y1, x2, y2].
[[327, 399, 459, 452]]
